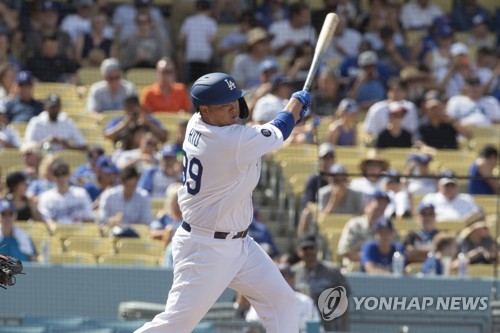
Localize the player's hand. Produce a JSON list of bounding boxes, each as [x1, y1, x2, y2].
[[291, 90, 311, 125]]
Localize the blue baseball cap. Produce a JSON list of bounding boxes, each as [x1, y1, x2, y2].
[[258, 59, 279, 74], [160, 144, 177, 158], [374, 217, 394, 231], [96, 155, 119, 174], [436, 24, 453, 38], [369, 189, 390, 202], [418, 202, 435, 214], [337, 98, 359, 114], [42, 1, 59, 12], [0, 199, 16, 214], [407, 153, 432, 164], [17, 71, 33, 85]]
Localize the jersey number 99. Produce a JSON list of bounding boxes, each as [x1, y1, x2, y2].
[[182, 150, 204, 195]]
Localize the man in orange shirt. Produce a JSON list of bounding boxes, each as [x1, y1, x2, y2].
[[140, 57, 192, 113]]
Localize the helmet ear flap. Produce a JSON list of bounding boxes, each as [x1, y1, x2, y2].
[[238, 97, 249, 119]]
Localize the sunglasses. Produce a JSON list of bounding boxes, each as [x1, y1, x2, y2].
[[467, 80, 481, 86], [107, 75, 121, 81], [1, 211, 14, 217]]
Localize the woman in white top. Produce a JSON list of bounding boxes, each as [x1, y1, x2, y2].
[[424, 25, 454, 75]]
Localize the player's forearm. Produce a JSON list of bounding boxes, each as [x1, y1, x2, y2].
[[284, 98, 304, 123]]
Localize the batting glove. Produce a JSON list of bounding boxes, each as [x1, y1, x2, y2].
[[291, 90, 311, 125]]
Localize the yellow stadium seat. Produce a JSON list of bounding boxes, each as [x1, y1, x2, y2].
[[125, 68, 156, 86], [50, 252, 97, 265], [405, 262, 424, 275], [115, 238, 165, 257], [405, 30, 427, 47], [34, 83, 80, 103], [9, 122, 28, 137], [467, 264, 496, 278], [277, 56, 292, 72], [435, 220, 466, 235], [52, 224, 102, 239], [63, 237, 115, 257], [288, 172, 311, 197], [77, 67, 102, 86], [318, 214, 354, 234], [17, 221, 51, 237], [0, 148, 24, 174], [432, 0, 453, 13], [151, 199, 165, 213], [323, 229, 343, 263], [216, 24, 239, 43], [128, 224, 152, 238], [472, 195, 498, 215], [98, 253, 160, 266], [56, 150, 89, 169], [31, 236, 64, 255], [476, 0, 499, 14]]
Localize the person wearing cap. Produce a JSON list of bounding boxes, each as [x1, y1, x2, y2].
[[19, 142, 43, 183], [458, 219, 497, 265], [363, 78, 418, 141], [302, 142, 336, 208], [114, 131, 160, 174], [318, 164, 364, 216], [404, 203, 441, 263], [252, 73, 292, 124], [423, 23, 454, 74], [404, 153, 437, 195], [467, 14, 495, 48], [450, 0, 492, 32], [24, 1, 74, 61], [24, 94, 87, 152], [231, 26, 276, 89], [269, 3, 317, 57], [37, 161, 95, 232], [256, 0, 290, 29], [381, 169, 411, 218], [140, 57, 191, 114], [421, 173, 481, 222], [361, 217, 405, 274], [4, 71, 44, 123], [467, 145, 499, 195], [137, 144, 181, 198], [338, 190, 393, 262], [86, 58, 137, 114], [349, 150, 389, 198], [445, 72, 500, 126], [83, 155, 119, 206], [0, 104, 20, 149], [400, 0, 444, 30], [421, 232, 459, 275], [0, 199, 37, 262], [112, 0, 169, 44], [25, 153, 61, 201], [292, 234, 350, 332], [375, 101, 413, 149], [416, 90, 473, 149], [399, 66, 431, 104], [327, 98, 358, 146], [178, 0, 217, 84], [71, 144, 105, 186], [99, 165, 152, 226], [5, 171, 41, 221], [310, 68, 342, 117], [246, 263, 320, 332]]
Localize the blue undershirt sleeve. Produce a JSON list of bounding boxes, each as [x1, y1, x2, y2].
[[270, 111, 295, 141]]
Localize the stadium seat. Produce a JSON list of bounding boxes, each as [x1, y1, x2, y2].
[[9, 122, 28, 137], [405, 262, 424, 275], [98, 253, 160, 266], [472, 195, 498, 215], [477, 0, 499, 14], [23, 316, 88, 329], [405, 30, 426, 47], [0, 149, 23, 174], [216, 24, 239, 43], [114, 238, 165, 257], [56, 151, 88, 170], [30, 236, 64, 256], [318, 214, 354, 234], [467, 264, 496, 278], [0, 327, 47, 333], [432, 0, 453, 13], [17, 221, 50, 237], [63, 237, 115, 257], [151, 199, 165, 213], [126, 224, 152, 238], [52, 224, 102, 239], [77, 67, 102, 86], [125, 68, 156, 86], [50, 252, 98, 265]]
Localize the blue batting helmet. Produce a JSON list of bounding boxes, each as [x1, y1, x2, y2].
[[190, 72, 250, 119]]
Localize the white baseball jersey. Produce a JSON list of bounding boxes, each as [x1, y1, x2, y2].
[[178, 113, 283, 232]]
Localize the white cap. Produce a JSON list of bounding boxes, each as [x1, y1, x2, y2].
[[100, 58, 121, 76], [252, 98, 282, 123], [318, 142, 335, 158], [450, 43, 469, 57], [358, 51, 378, 67]]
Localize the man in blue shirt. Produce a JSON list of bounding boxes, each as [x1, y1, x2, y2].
[[361, 217, 405, 274], [0, 200, 37, 262], [5, 71, 44, 123], [248, 209, 280, 258]]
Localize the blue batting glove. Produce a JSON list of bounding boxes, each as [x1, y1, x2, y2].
[[291, 90, 311, 124]]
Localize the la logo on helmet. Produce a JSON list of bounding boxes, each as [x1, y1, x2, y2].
[[224, 79, 236, 90]]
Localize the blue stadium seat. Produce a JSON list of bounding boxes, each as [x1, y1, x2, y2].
[[23, 316, 88, 329], [0, 327, 47, 333]]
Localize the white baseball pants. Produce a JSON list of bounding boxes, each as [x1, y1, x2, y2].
[[135, 226, 298, 333]]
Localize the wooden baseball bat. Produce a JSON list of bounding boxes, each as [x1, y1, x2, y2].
[[303, 13, 339, 92]]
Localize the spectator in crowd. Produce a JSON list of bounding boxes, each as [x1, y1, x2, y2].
[[422, 174, 481, 222], [140, 57, 191, 113], [83, 155, 119, 207], [363, 78, 418, 143], [213, 0, 249, 24], [437, 42, 477, 97], [0, 2, 19, 35], [26, 153, 61, 201], [476, 47, 497, 90], [269, 2, 316, 57], [248, 208, 281, 258], [246, 59, 280, 116], [86, 58, 137, 114], [104, 95, 167, 147], [411, 16, 452, 65], [178, 0, 217, 84], [4, 71, 44, 123], [217, 11, 255, 58], [138, 144, 180, 198], [445, 74, 500, 126], [19, 142, 43, 185], [0, 200, 37, 262], [0, 106, 20, 149], [405, 203, 440, 263], [252, 74, 292, 125], [318, 164, 364, 216], [399, 66, 432, 105], [99, 166, 152, 226], [376, 26, 410, 77], [327, 98, 359, 146], [468, 145, 499, 195], [150, 182, 183, 244], [381, 169, 411, 218], [310, 68, 342, 117], [75, 12, 116, 66], [113, 130, 159, 173], [170, 120, 187, 155], [400, 0, 444, 30], [293, 234, 350, 332], [0, 63, 17, 103], [247, 263, 319, 332], [24, 94, 87, 152], [325, 15, 361, 61], [417, 90, 473, 149], [361, 217, 405, 274], [467, 14, 495, 48], [363, 7, 405, 52], [256, 0, 289, 29], [458, 219, 497, 264], [112, 0, 170, 44], [451, 0, 492, 32], [121, 11, 169, 69], [349, 152, 389, 197], [61, 0, 106, 44], [302, 143, 336, 208], [232, 27, 276, 90], [285, 42, 314, 89], [0, 32, 20, 70], [375, 102, 413, 149], [421, 232, 459, 275], [337, 190, 391, 262], [404, 153, 437, 195], [37, 161, 95, 232], [346, 51, 387, 109], [25, 35, 79, 83], [422, 24, 454, 74], [71, 145, 105, 186], [5, 172, 40, 221], [24, 1, 74, 61]]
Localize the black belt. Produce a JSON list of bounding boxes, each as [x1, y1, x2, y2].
[[181, 221, 249, 239]]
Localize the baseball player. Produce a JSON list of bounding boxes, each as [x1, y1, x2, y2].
[[135, 72, 310, 333]]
